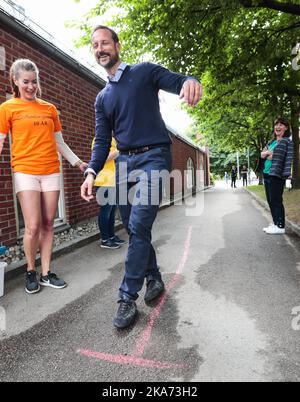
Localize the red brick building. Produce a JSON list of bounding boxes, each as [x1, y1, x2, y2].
[[0, 9, 209, 246]]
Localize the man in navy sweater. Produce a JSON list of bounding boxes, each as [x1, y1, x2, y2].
[[81, 25, 202, 329]]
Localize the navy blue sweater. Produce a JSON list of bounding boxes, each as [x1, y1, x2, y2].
[[88, 62, 194, 174]]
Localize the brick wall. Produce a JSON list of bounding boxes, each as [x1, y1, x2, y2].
[[0, 25, 102, 245], [171, 135, 208, 197]]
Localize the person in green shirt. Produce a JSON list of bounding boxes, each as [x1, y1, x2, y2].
[[261, 117, 292, 235], [263, 140, 278, 176]]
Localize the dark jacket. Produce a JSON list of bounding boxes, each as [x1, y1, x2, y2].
[[269, 138, 293, 179]]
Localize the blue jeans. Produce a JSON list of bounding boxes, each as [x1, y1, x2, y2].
[[116, 146, 172, 301], [97, 187, 116, 241], [263, 174, 286, 228]]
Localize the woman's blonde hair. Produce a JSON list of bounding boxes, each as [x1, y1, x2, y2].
[[9, 59, 41, 98]]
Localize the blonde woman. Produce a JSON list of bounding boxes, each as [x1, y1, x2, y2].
[[0, 59, 86, 294]]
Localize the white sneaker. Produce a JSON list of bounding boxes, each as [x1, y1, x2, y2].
[[263, 223, 275, 232], [265, 225, 285, 235]]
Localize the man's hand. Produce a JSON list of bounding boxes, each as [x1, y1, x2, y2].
[[179, 79, 203, 107], [81, 173, 95, 202]]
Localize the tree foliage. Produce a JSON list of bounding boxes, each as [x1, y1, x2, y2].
[[72, 0, 300, 185]]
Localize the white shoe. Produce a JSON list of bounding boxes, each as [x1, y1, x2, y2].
[[263, 223, 275, 232], [265, 225, 285, 235]]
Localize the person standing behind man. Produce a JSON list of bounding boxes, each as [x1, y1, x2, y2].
[[93, 136, 125, 249], [81, 26, 202, 329], [261, 118, 293, 235]]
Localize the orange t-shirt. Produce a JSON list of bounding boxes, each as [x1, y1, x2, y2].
[[0, 98, 62, 175]]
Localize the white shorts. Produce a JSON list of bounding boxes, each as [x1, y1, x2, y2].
[[14, 172, 61, 193]]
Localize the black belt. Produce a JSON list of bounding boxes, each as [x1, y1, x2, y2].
[[119, 144, 169, 155]]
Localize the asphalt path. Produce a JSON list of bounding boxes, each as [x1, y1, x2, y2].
[[1, 185, 300, 382]]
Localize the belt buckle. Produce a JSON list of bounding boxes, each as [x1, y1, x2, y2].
[[139, 146, 150, 154], [128, 146, 150, 155]]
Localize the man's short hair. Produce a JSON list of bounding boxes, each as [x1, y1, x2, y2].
[[92, 25, 119, 43]]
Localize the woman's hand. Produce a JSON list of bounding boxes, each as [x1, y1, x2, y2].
[[75, 160, 88, 172], [79, 162, 88, 172], [261, 150, 272, 159]]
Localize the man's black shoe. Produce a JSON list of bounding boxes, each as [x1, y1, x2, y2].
[[144, 279, 165, 303], [113, 300, 138, 329]]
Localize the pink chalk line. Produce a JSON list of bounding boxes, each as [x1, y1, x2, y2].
[[78, 350, 184, 370], [132, 226, 193, 358], [78, 226, 193, 369]]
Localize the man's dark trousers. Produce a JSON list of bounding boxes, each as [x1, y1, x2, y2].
[[116, 146, 172, 301]]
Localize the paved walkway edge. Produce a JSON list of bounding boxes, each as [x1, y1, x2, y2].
[[244, 188, 300, 238], [4, 187, 211, 280], [4, 221, 123, 281]]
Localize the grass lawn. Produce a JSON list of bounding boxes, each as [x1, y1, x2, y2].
[[247, 185, 300, 226]]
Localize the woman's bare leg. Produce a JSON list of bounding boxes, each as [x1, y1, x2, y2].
[[39, 191, 60, 276], [17, 191, 41, 271]]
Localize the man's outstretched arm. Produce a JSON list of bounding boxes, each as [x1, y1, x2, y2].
[[149, 63, 202, 107]]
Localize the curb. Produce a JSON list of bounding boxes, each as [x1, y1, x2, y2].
[[4, 222, 124, 281], [4, 187, 212, 281], [244, 188, 300, 238]]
